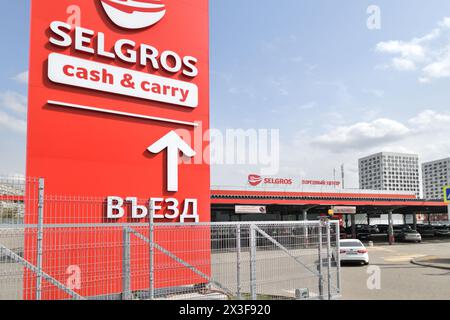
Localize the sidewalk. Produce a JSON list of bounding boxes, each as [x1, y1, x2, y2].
[[411, 256, 450, 270]]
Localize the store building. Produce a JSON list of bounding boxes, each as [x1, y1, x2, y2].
[[210, 187, 445, 223]]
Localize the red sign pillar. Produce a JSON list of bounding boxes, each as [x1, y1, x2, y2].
[[26, 0, 210, 299]]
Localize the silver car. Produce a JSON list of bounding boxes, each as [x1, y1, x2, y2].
[[394, 225, 422, 242]]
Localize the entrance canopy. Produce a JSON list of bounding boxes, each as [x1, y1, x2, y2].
[[211, 189, 446, 215]]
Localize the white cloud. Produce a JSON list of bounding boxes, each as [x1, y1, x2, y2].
[[414, 28, 441, 43], [0, 91, 27, 114], [422, 49, 450, 80], [310, 110, 450, 156], [392, 58, 416, 71], [375, 17, 450, 82], [0, 91, 27, 134], [409, 109, 450, 129], [0, 111, 26, 133], [312, 118, 410, 152], [376, 41, 426, 62], [13, 71, 29, 85], [418, 77, 431, 84], [439, 17, 450, 29]]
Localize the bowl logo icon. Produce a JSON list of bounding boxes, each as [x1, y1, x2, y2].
[[248, 174, 263, 187], [100, 0, 167, 30]]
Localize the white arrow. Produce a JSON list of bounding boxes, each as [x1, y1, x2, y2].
[[148, 131, 196, 192]]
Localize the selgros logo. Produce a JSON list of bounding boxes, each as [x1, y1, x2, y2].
[[100, 0, 166, 30], [248, 174, 263, 186], [248, 174, 293, 187]]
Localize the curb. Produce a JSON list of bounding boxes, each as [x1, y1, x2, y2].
[[410, 256, 450, 271]]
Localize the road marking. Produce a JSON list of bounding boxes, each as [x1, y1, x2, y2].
[[368, 247, 395, 253], [383, 254, 427, 263]]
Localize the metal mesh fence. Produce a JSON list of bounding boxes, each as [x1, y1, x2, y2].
[[0, 177, 340, 300]]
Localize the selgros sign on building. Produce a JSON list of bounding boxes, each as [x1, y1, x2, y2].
[[26, 0, 210, 299], [248, 174, 293, 187]]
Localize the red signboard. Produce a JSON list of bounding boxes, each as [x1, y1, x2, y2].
[[26, 0, 210, 299]]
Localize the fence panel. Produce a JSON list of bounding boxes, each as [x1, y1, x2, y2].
[[0, 177, 340, 300]]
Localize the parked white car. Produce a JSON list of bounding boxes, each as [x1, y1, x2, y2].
[[334, 239, 369, 265]]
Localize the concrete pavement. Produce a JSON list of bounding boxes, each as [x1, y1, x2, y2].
[[340, 242, 450, 300]]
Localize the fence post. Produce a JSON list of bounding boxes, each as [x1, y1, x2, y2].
[[326, 221, 332, 300], [236, 224, 242, 300], [335, 222, 341, 295], [318, 222, 324, 300], [36, 178, 44, 300], [249, 224, 257, 300], [303, 210, 309, 248], [149, 210, 155, 300], [122, 227, 131, 300]]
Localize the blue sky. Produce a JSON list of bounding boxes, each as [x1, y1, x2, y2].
[[2, 1, 450, 188]]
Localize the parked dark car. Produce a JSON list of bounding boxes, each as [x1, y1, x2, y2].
[[433, 224, 450, 236], [377, 224, 389, 234], [349, 224, 380, 240], [416, 225, 436, 237], [345, 225, 367, 240], [368, 225, 380, 234], [340, 226, 348, 239], [353, 225, 379, 233]]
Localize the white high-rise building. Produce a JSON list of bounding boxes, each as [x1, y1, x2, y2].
[[359, 152, 420, 198], [422, 158, 450, 200]]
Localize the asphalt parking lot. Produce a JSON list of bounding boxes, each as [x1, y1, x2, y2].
[[340, 240, 450, 300]]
